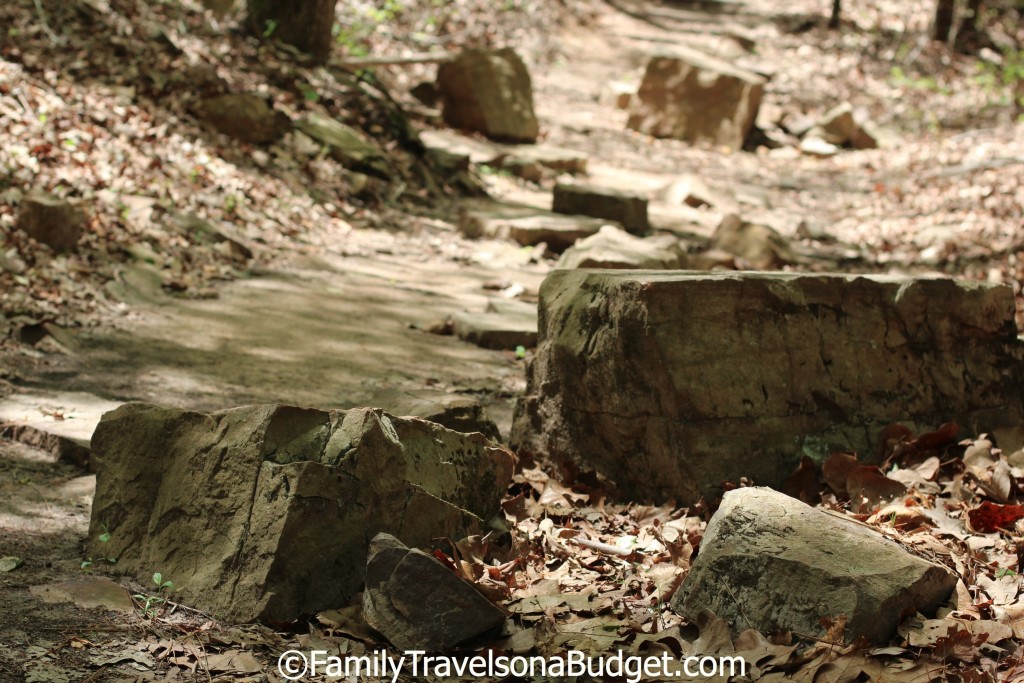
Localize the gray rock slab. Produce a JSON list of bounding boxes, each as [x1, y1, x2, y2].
[[672, 487, 957, 643], [87, 403, 514, 623], [362, 533, 506, 651], [552, 183, 649, 235], [556, 225, 685, 269], [459, 199, 609, 252], [420, 130, 586, 174], [627, 46, 765, 150], [437, 48, 539, 143], [453, 298, 538, 350], [511, 270, 1024, 503]]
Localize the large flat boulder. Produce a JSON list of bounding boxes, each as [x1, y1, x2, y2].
[[511, 270, 1024, 503], [87, 403, 514, 622], [672, 488, 957, 643], [437, 48, 539, 143], [626, 47, 765, 150]]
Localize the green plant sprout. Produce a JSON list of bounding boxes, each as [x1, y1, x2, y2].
[[134, 572, 176, 618], [82, 523, 116, 569]]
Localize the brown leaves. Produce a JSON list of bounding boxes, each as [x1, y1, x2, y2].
[[822, 452, 907, 511], [966, 501, 1024, 534]]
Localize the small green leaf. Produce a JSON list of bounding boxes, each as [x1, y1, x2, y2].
[[153, 572, 162, 586], [99, 531, 110, 543], [515, 345, 526, 359]]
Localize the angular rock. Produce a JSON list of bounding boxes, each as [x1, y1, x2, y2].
[[657, 175, 737, 211], [0, 424, 90, 469], [198, 93, 290, 144], [496, 145, 588, 177], [0, 389, 119, 469], [849, 118, 882, 150], [553, 183, 649, 235], [370, 387, 502, 442], [672, 488, 957, 643], [817, 102, 857, 146], [604, 81, 635, 110], [420, 130, 586, 176], [362, 533, 506, 651], [295, 114, 388, 176], [708, 213, 794, 269], [459, 199, 608, 252], [87, 403, 514, 623], [556, 225, 685, 270], [437, 48, 539, 143], [626, 47, 765, 150], [452, 298, 537, 350], [16, 190, 86, 252], [511, 270, 1024, 503]]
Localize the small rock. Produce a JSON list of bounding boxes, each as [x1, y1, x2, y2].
[[496, 146, 587, 176], [16, 190, 87, 252], [371, 388, 502, 442], [198, 93, 291, 144], [553, 183, 649, 235], [0, 248, 27, 275], [657, 175, 736, 210], [817, 102, 857, 145], [557, 225, 685, 269], [459, 199, 607, 252], [362, 533, 506, 651], [799, 135, 840, 157], [452, 299, 538, 350], [849, 118, 882, 150], [708, 213, 794, 269], [672, 487, 957, 643], [437, 48, 539, 143], [604, 81, 635, 110]]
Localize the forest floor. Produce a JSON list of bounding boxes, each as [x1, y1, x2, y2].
[[1, 0, 1023, 680]]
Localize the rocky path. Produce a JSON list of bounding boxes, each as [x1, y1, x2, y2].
[[6, 0, 1022, 439], [2, 0, 1022, 679]]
